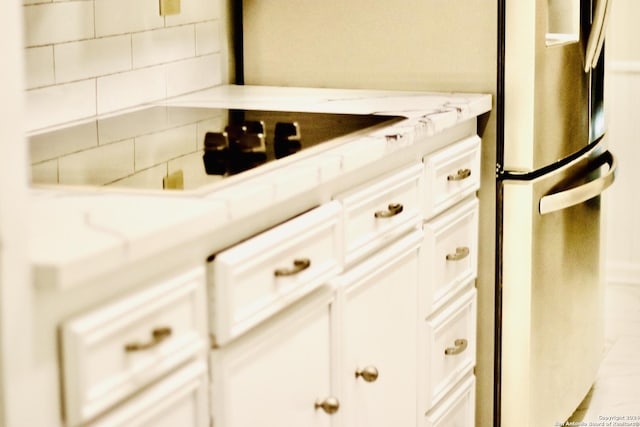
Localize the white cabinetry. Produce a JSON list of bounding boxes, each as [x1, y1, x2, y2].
[[60, 267, 209, 427], [211, 288, 335, 427], [420, 136, 481, 425], [336, 231, 422, 427], [55, 118, 483, 427]]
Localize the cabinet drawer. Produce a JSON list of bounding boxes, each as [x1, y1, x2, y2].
[[423, 135, 480, 219], [422, 198, 478, 315], [90, 361, 209, 427], [423, 375, 475, 427], [61, 268, 208, 427], [423, 288, 477, 411], [335, 163, 422, 266], [210, 201, 342, 345]]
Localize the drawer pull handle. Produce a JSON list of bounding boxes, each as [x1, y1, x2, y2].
[[446, 246, 470, 261], [314, 397, 340, 414], [124, 327, 172, 352], [374, 203, 404, 218], [444, 338, 468, 356], [274, 258, 311, 277], [355, 366, 379, 383], [447, 168, 471, 181]]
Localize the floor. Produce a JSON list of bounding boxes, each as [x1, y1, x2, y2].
[[567, 282, 640, 423]]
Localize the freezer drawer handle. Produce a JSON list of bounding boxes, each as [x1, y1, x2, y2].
[[447, 168, 471, 181], [274, 258, 311, 277], [539, 150, 617, 215], [444, 338, 468, 356], [446, 246, 470, 261], [374, 203, 404, 218]]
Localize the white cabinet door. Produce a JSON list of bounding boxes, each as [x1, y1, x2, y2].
[[212, 288, 336, 427], [336, 230, 422, 427]]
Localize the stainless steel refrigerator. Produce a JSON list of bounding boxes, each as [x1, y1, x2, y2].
[[238, 0, 617, 425]]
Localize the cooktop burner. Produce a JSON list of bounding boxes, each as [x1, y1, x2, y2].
[[29, 105, 403, 191]]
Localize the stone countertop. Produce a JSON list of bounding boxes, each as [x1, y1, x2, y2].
[[29, 85, 491, 291]]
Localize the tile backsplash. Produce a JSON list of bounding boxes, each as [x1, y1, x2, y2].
[[23, 0, 226, 132]]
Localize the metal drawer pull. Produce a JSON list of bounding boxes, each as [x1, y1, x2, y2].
[[314, 397, 340, 414], [274, 258, 311, 277], [355, 366, 379, 383], [374, 203, 404, 218], [444, 338, 468, 356], [446, 246, 470, 261], [447, 168, 471, 181], [124, 327, 172, 352]]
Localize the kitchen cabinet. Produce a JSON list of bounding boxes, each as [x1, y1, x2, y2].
[[22, 86, 490, 427], [210, 287, 336, 427], [60, 267, 209, 427], [420, 137, 480, 425], [335, 231, 422, 427]]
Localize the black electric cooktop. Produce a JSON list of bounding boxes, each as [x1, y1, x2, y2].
[[29, 105, 403, 191]]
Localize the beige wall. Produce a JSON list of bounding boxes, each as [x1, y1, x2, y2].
[[604, 0, 640, 284], [608, 0, 640, 62]]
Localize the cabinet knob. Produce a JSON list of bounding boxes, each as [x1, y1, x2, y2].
[[445, 246, 470, 261], [355, 366, 379, 383], [447, 168, 472, 181], [314, 396, 340, 414], [124, 327, 172, 352], [274, 258, 311, 277], [444, 338, 468, 356], [374, 203, 404, 218]]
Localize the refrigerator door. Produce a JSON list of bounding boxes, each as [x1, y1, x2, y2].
[[503, 0, 591, 173], [500, 142, 616, 426]]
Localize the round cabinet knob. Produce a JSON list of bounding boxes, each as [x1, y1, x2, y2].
[[355, 366, 379, 383], [314, 397, 340, 415]]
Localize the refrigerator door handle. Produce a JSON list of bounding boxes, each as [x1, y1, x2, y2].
[[539, 150, 616, 215], [584, 0, 612, 72]]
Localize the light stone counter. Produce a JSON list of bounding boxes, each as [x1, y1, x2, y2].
[[29, 85, 491, 291]]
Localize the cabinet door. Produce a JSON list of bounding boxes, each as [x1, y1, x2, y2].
[[212, 289, 336, 427], [337, 231, 422, 427]]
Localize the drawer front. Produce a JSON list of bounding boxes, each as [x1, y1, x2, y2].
[[211, 201, 342, 345], [90, 361, 209, 427], [423, 288, 477, 411], [422, 198, 478, 315], [423, 135, 481, 219], [424, 375, 475, 427], [61, 267, 208, 427], [336, 163, 422, 266]]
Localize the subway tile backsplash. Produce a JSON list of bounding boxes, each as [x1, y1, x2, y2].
[[23, 0, 225, 132]]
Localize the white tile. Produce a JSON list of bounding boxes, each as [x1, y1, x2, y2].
[[165, 54, 221, 97], [94, 0, 164, 37], [165, 0, 219, 26], [59, 140, 134, 186], [24, 46, 55, 89], [168, 151, 224, 190], [31, 160, 58, 185], [29, 120, 98, 163], [55, 35, 132, 83], [24, 2, 94, 47], [108, 164, 166, 190], [132, 26, 195, 69], [195, 20, 221, 55], [96, 66, 166, 114], [134, 124, 197, 170], [25, 80, 96, 131]]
